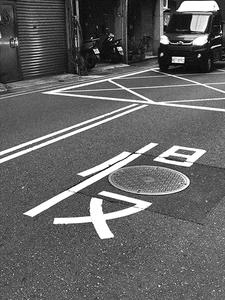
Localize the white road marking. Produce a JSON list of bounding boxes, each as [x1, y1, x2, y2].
[[69, 83, 197, 93], [154, 145, 206, 167], [44, 67, 160, 95], [171, 71, 225, 76], [162, 97, 225, 103], [78, 151, 131, 177], [99, 191, 151, 209], [136, 142, 158, 154], [0, 104, 137, 157], [205, 82, 225, 85], [115, 74, 168, 79], [54, 191, 152, 239], [1, 104, 147, 164], [109, 79, 153, 103], [47, 92, 148, 104], [154, 101, 225, 112], [24, 142, 158, 217], [43, 91, 225, 113], [152, 69, 225, 96], [90, 197, 114, 239]]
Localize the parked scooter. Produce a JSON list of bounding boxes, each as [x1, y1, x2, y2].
[[80, 37, 100, 70], [100, 32, 124, 63]]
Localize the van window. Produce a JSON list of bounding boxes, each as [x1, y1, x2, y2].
[[167, 14, 210, 33]]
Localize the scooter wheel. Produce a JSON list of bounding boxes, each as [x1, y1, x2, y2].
[[85, 53, 97, 69]]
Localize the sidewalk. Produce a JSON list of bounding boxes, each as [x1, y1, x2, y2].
[[0, 58, 157, 95]]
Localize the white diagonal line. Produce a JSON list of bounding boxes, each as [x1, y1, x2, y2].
[[78, 151, 131, 177], [0, 104, 137, 157], [1, 104, 147, 165], [99, 191, 152, 210], [24, 142, 157, 217], [109, 79, 154, 103], [90, 197, 114, 239], [50, 92, 148, 104], [152, 69, 225, 96]]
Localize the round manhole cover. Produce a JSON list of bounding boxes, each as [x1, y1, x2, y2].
[[108, 165, 190, 195]]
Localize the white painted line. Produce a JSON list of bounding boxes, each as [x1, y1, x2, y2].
[[205, 82, 225, 85], [168, 71, 225, 76], [24, 190, 75, 217], [48, 92, 148, 104], [70, 83, 197, 93], [54, 192, 151, 239], [90, 197, 114, 239], [116, 74, 168, 79], [154, 101, 225, 112], [44, 67, 158, 95], [99, 191, 152, 209], [162, 97, 225, 104], [1, 104, 147, 165], [0, 104, 137, 157], [154, 145, 206, 167], [153, 69, 225, 96], [24, 154, 141, 217], [109, 79, 154, 103], [24, 142, 157, 217], [136, 142, 158, 154], [78, 151, 131, 177]]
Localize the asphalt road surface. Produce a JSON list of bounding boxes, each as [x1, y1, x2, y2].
[[1, 62, 225, 299]]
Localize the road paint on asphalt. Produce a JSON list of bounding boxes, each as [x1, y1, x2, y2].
[[44, 67, 160, 95], [62, 83, 197, 92], [0, 104, 147, 165], [0, 104, 137, 157], [78, 151, 131, 177], [162, 97, 225, 103], [44, 67, 225, 112], [154, 101, 225, 112], [90, 197, 114, 239], [54, 191, 152, 239], [24, 142, 158, 217], [152, 68, 225, 97], [114, 74, 169, 79], [206, 82, 225, 85], [154, 145, 206, 167], [109, 79, 153, 103], [46, 92, 148, 104]]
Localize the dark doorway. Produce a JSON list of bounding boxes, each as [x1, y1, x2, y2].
[[0, 1, 20, 83]]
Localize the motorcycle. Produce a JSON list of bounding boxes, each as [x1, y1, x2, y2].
[[80, 37, 100, 70], [100, 32, 124, 63]]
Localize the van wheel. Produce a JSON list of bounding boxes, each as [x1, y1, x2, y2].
[[201, 57, 213, 73], [159, 63, 169, 72]]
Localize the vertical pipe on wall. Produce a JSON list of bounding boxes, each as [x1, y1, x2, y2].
[[153, 0, 163, 54], [115, 0, 128, 64], [122, 0, 128, 63]]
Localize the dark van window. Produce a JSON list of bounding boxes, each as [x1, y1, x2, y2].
[[167, 14, 210, 33]]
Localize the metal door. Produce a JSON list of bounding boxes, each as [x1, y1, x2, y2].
[[0, 2, 20, 83], [16, 0, 67, 79]]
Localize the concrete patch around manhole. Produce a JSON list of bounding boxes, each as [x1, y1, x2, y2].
[[108, 165, 190, 195]]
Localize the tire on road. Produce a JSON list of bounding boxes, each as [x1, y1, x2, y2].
[[200, 56, 213, 73]]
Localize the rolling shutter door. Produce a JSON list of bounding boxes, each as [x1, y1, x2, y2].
[[16, 0, 67, 79]]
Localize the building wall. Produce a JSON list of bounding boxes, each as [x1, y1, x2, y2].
[[128, 0, 161, 56]]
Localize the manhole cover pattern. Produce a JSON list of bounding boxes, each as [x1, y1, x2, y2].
[[109, 165, 190, 195]]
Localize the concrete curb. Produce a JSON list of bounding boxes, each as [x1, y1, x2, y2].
[[0, 58, 158, 96]]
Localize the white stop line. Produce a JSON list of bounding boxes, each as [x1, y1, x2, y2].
[[54, 191, 152, 239]]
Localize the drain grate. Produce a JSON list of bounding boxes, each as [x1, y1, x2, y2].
[[109, 165, 190, 195]]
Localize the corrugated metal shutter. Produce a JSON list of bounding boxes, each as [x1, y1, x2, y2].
[[16, 0, 67, 79]]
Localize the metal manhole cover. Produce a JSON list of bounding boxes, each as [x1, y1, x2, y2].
[[109, 165, 190, 195]]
